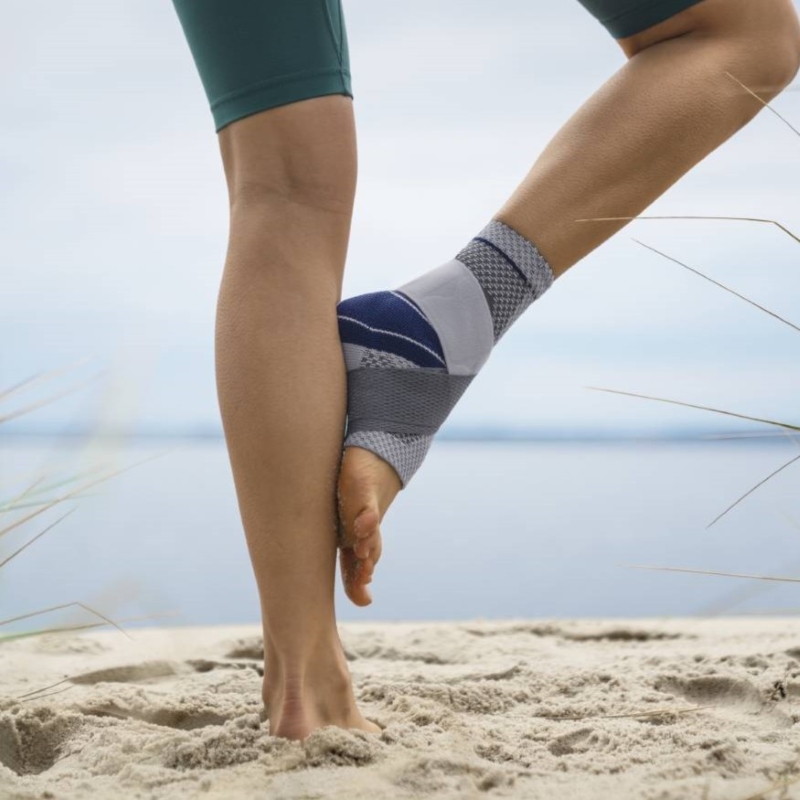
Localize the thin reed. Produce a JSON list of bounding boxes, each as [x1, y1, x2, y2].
[[0, 361, 156, 642], [577, 71, 799, 593]]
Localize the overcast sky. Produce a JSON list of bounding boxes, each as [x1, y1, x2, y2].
[[2, 0, 799, 435]]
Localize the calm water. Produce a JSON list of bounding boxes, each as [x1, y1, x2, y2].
[[1, 437, 799, 631]]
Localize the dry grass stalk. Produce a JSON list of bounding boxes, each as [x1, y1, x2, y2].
[[576, 73, 798, 608], [0, 601, 130, 639], [540, 704, 709, 722], [624, 564, 800, 585], [0, 365, 150, 643]]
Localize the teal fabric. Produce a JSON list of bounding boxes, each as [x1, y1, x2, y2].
[[171, 0, 352, 133], [576, 0, 706, 38]]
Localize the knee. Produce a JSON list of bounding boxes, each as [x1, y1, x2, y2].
[[747, 6, 800, 91], [228, 172, 355, 220], [769, 20, 800, 90], [623, 0, 800, 91], [219, 97, 357, 219], [707, 0, 800, 92]]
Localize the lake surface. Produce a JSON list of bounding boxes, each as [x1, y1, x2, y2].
[[2, 437, 799, 632]]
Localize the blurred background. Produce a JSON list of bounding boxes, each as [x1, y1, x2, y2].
[[2, 0, 799, 630]]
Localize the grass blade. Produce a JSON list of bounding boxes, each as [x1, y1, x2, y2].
[[0, 475, 47, 515], [0, 358, 93, 405], [707, 452, 800, 528], [2, 494, 99, 512], [17, 686, 77, 703], [0, 448, 170, 541], [586, 387, 800, 433], [0, 467, 110, 514], [724, 70, 800, 138], [0, 371, 105, 425], [0, 508, 76, 570], [630, 238, 800, 335], [540, 704, 709, 721], [695, 548, 800, 617], [0, 611, 179, 645], [623, 564, 800, 584], [15, 677, 75, 700], [573, 215, 800, 246], [589, 388, 799, 523], [0, 601, 130, 639]]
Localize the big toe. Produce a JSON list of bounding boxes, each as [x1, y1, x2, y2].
[[338, 448, 397, 606], [338, 506, 380, 606]]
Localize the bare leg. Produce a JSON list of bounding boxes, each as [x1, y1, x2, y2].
[[497, 0, 800, 275], [337, 0, 800, 606], [215, 95, 379, 740]]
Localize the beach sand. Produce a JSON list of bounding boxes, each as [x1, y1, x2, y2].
[[2, 617, 800, 799]]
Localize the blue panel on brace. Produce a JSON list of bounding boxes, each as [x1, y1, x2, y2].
[[337, 291, 446, 368]]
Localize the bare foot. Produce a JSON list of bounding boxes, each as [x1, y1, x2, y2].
[[264, 650, 382, 741], [337, 446, 402, 607], [269, 694, 382, 741]]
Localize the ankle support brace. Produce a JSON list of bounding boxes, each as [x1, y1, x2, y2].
[[338, 219, 555, 486]]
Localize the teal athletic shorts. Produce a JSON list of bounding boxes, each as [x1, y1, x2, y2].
[[171, 0, 706, 134], [171, 0, 352, 133], [577, 0, 706, 38]]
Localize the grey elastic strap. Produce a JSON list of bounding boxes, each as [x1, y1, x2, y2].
[[479, 220, 555, 298], [346, 368, 474, 436]]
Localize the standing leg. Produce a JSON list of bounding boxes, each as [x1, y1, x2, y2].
[[336, 0, 800, 606], [216, 96, 380, 740], [170, 0, 379, 740]]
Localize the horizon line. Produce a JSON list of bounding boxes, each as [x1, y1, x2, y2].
[[0, 425, 794, 444]]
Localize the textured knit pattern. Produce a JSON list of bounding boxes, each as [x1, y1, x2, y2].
[[457, 220, 555, 342], [344, 359, 436, 484], [337, 219, 555, 487], [360, 349, 420, 370], [345, 430, 433, 484], [455, 238, 535, 342], [347, 368, 472, 435], [478, 220, 555, 298]]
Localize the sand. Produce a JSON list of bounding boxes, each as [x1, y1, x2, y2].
[[2, 618, 800, 799]]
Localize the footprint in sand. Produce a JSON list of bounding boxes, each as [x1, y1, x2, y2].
[[0, 707, 81, 776], [388, 754, 513, 794], [68, 660, 182, 685], [656, 675, 764, 709], [70, 658, 262, 731], [655, 673, 793, 729], [69, 658, 262, 686], [547, 726, 594, 756]]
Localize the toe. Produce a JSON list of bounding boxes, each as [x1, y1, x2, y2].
[[353, 508, 380, 559], [340, 548, 373, 606], [337, 518, 375, 607], [338, 509, 379, 606]]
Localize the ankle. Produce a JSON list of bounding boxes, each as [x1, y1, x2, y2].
[[264, 666, 356, 731], [263, 634, 353, 700]]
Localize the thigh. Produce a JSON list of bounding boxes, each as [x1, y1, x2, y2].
[[575, 0, 708, 39], [171, 0, 352, 133]]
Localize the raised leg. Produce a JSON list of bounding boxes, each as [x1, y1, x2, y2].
[[498, 0, 800, 275], [336, 0, 800, 606]]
